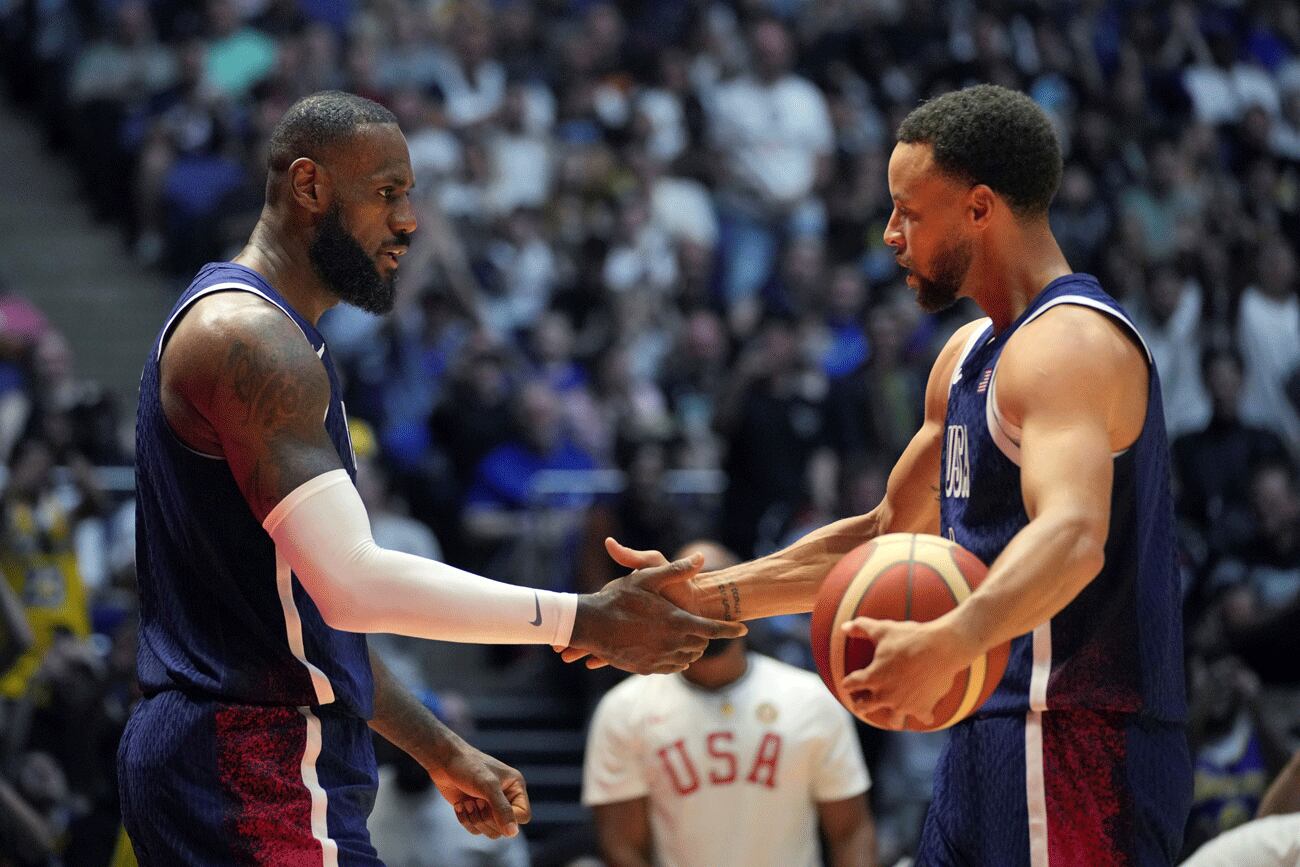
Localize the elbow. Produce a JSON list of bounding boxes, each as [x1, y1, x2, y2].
[[299, 573, 364, 632], [1057, 514, 1106, 578]]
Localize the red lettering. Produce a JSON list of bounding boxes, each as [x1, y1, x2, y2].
[[706, 732, 737, 784], [656, 740, 699, 795], [745, 733, 782, 789]]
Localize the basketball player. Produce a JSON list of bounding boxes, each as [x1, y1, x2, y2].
[[583, 542, 874, 867], [594, 85, 1190, 865], [118, 91, 744, 865]]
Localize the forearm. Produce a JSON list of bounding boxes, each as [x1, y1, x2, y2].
[[944, 513, 1105, 659], [266, 471, 577, 646], [600, 843, 653, 867], [694, 511, 885, 621], [828, 826, 875, 867], [1257, 752, 1300, 818], [367, 653, 459, 770]]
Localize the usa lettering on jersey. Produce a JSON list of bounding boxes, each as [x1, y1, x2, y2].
[[656, 732, 783, 795], [945, 424, 971, 498]]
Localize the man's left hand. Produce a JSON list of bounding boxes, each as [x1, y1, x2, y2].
[[839, 617, 976, 730], [426, 742, 531, 839]]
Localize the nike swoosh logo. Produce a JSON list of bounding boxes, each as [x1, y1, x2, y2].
[[529, 592, 543, 627]]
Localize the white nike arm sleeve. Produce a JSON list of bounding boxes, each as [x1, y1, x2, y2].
[[263, 470, 577, 647]]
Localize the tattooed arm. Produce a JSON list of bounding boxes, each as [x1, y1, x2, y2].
[[161, 292, 744, 670], [161, 292, 342, 522]]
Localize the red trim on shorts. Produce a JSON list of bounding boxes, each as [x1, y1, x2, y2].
[[215, 704, 322, 865], [1043, 710, 1135, 866]]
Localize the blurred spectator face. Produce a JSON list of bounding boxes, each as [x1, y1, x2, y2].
[[33, 331, 73, 387], [758, 319, 799, 375], [1257, 238, 1297, 299], [1149, 143, 1179, 194], [1240, 105, 1272, 150], [452, 10, 493, 67], [467, 351, 508, 403], [584, 3, 625, 60], [1204, 352, 1244, 418], [518, 382, 563, 453], [884, 143, 975, 313], [868, 304, 906, 366], [532, 312, 575, 364], [1252, 465, 1299, 541], [827, 265, 868, 319], [116, 0, 153, 46], [206, 0, 240, 38], [17, 752, 68, 812], [1059, 165, 1095, 209], [750, 21, 792, 83], [8, 438, 53, 498], [683, 310, 727, 363], [1145, 267, 1184, 324]]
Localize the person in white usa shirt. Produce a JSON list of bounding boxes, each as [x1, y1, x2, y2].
[[582, 541, 875, 867]]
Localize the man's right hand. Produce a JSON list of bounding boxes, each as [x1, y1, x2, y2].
[[567, 550, 745, 674]]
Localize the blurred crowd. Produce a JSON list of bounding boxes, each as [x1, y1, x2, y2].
[[2, 0, 1300, 864]]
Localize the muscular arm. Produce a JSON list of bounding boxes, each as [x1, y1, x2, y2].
[[939, 308, 1144, 659], [162, 293, 342, 521], [592, 799, 654, 867], [686, 320, 987, 621], [845, 308, 1147, 725], [165, 293, 742, 671], [818, 794, 876, 867]]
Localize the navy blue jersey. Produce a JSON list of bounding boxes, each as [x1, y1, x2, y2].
[[940, 274, 1185, 723], [134, 263, 372, 718]]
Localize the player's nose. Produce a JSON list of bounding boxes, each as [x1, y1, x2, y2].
[[391, 196, 417, 237]]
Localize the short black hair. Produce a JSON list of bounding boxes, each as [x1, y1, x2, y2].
[[897, 84, 1062, 217], [267, 91, 398, 172]]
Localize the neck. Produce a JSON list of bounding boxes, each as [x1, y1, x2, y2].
[[682, 649, 748, 689], [967, 220, 1072, 331], [232, 211, 337, 326]]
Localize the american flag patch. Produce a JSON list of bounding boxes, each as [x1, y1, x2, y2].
[[977, 369, 992, 393]]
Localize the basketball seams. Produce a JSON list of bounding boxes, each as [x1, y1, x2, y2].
[[814, 533, 1007, 731]]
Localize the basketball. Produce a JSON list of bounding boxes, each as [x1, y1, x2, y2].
[[810, 533, 1009, 732]]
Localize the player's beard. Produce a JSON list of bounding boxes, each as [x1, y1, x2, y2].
[[911, 237, 973, 313], [309, 203, 400, 315]]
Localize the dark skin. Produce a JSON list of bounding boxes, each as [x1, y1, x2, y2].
[[160, 122, 742, 838]]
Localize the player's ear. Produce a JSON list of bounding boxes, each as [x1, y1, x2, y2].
[[968, 184, 995, 229], [287, 157, 330, 215]]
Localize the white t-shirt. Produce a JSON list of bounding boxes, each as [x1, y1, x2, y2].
[[1180, 814, 1300, 866], [582, 653, 869, 867], [707, 74, 834, 208]]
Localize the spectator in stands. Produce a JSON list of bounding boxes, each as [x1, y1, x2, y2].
[[707, 16, 834, 333], [1174, 347, 1290, 564], [1237, 236, 1300, 455]]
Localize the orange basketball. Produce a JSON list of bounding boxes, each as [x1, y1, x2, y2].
[[810, 533, 1009, 732]]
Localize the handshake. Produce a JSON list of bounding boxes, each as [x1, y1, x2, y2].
[[554, 538, 747, 675]]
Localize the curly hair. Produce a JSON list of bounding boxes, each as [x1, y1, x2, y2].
[[897, 84, 1062, 217], [267, 91, 398, 172]]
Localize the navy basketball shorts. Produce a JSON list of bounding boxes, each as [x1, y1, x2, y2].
[[917, 709, 1192, 866], [118, 691, 382, 865]]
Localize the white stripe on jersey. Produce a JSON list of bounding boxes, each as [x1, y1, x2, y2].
[[275, 549, 336, 706]]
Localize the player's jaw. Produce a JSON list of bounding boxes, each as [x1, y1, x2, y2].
[[308, 203, 401, 315], [897, 238, 973, 314]]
